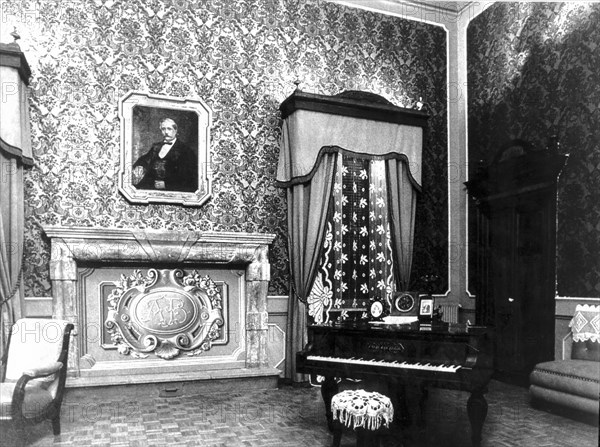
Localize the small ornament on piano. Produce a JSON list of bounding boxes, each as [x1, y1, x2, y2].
[[433, 305, 444, 323], [369, 299, 386, 321]]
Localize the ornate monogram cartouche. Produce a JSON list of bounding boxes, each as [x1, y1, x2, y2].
[[105, 268, 224, 360]]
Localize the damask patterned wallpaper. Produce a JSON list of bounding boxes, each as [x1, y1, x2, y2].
[[468, 2, 600, 296], [5, 0, 447, 297]]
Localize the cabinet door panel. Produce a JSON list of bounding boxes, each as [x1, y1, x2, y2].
[[465, 144, 566, 383], [514, 200, 554, 370], [490, 208, 521, 372]]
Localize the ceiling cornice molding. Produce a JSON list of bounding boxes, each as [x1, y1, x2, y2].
[[328, 0, 494, 27], [400, 1, 473, 15]]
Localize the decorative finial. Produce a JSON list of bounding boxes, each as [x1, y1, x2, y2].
[[476, 159, 486, 175], [10, 27, 21, 43], [546, 133, 560, 152], [416, 97, 424, 111], [293, 79, 302, 91]]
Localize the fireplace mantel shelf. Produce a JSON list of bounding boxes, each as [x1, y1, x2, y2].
[[43, 225, 276, 245], [42, 225, 277, 272]]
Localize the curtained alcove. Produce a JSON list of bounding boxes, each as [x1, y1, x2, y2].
[[276, 89, 428, 381], [0, 40, 32, 357]]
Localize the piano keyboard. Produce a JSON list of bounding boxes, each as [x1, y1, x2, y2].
[[306, 355, 462, 373]]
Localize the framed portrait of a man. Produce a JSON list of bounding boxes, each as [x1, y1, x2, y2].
[[118, 91, 212, 206]]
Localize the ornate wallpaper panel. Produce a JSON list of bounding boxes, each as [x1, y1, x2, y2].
[[467, 3, 600, 296], [4, 0, 447, 297]]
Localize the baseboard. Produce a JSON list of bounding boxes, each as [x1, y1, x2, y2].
[[64, 368, 280, 401]]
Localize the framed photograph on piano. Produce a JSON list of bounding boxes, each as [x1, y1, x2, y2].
[[369, 300, 385, 320], [419, 295, 434, 318]]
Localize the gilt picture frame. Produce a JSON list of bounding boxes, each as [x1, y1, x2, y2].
[[118, 91, 212, 206]]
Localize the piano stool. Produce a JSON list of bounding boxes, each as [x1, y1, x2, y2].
[[330, 389, 394, 447]]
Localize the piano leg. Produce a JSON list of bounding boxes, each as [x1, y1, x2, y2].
[[417, 384, 429, 428], [391, 381, 411, 427], [321, 376, 339, 432], [332, 427, 342, 447], [357, 430, 380, 447], [467, 389, 488, 447]]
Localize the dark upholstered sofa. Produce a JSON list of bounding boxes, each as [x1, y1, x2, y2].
[[529, 304, 599, 418]]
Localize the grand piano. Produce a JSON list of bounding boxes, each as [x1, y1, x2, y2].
[[297, 320, 494, 447]]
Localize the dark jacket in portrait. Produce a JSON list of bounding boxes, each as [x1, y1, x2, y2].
[[133, 139, 198, 192]]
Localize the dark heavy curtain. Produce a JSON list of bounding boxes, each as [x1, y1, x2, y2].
[[282, 152, 338, 381], [0, 46, 31, 359], [386, 158, 419, 291], [0, 151, 25, 358]]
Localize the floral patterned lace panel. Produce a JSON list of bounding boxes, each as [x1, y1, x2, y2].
[[308, 155, 395, 324]]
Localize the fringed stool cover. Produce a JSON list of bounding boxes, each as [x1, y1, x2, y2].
[[331, 389, 394, 431]]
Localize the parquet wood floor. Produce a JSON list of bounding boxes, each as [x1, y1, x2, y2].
[[4, 380, 597, 446]]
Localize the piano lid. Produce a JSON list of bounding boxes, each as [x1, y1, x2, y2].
[[309, 320, 488, 336]]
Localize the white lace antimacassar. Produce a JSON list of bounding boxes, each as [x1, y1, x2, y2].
[[569, 304, 600, 343]]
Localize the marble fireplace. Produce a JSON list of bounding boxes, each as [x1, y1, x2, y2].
[[42, 226, 280, 389]]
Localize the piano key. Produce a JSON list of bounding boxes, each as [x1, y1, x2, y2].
[[306, 355, 462, 372]]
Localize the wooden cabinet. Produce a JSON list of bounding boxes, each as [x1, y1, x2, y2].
[[466, 140, 567, 384]]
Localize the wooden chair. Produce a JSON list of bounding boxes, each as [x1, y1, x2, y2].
[[331, 389, 394, 447], [0, 318, 74, 445]]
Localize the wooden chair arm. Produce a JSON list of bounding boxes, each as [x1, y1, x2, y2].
[[10, 362, 62, 421], [0, 348, 8, 381], [11, 374, 32, 420], [22, 361, 63, 378]]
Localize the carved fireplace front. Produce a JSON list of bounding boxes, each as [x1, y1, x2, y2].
[[43, 226, 280, 389]]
